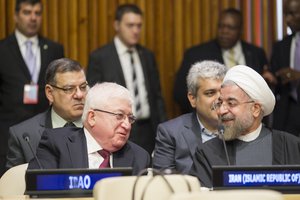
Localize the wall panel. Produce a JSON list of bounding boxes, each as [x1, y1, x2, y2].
[[0, 0, 283, 118]]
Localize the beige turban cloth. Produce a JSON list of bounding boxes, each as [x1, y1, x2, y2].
[[223, 65, 275, 116]]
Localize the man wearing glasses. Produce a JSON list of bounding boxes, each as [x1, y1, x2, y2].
[[28, 82, 150, 175], [6, 58, 87, 169], [190, 65, 300, 188]]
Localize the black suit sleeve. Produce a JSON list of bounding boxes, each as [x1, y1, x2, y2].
[[189, 145, 213, 188], [28, 130, 59, 169], [6, 127, 25, 169]]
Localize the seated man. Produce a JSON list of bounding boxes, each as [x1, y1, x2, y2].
[[28, 82, 150, 175], [190, 65, 300, 188], [6, 58, 87, 169], [153, 61, 227, 174]]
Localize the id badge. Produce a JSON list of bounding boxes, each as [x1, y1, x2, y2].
[[23, 84, 38, 104]]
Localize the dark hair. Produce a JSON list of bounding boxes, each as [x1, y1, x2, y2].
[[115, 4, 143, 21], [45, 58, 83, 85], [221, 8, 243, 28], [15, 0, 42, 12]]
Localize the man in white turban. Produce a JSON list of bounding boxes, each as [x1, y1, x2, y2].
[[190, 65, 300, 188]]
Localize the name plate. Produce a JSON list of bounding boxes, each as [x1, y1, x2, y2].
[[25, 168, 132, 197], [212, 165, 300, 193]]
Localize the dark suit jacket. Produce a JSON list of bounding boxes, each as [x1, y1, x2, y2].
[[270, 35, 298, 133], [190, 127, 300, 187], [86, 42, 167, 153], [174, 39, 268, 113], [28, 128, 150, 175], [153, 113, 203, 174], [0, 33, 64, 157], [6, 110, 52, 169]]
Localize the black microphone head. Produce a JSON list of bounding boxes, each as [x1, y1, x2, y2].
[[218, 125, 225, 134], [23, 133, 30, 142]]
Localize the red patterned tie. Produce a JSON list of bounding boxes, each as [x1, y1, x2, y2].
[[98, 149, 110, 168]]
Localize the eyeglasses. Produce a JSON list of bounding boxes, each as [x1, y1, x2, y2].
[[50, 81, 88, 95], [93, 109, 136, 124], [213, 99, 255, 110]]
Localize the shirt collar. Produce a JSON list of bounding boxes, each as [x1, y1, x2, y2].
[[196, 114, 218, 136], [51, 108, 82, 128], [237, 123, 262, 142], [222, 40, 242, 54], [84, 127, 102, 154], [15, 29, 38, 47], [114, 36, 136, 55]]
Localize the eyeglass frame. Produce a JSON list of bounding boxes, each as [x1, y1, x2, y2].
[[49, 81, 89, 95], [93, 109, 136, 124], [212, 99, 255, 111]]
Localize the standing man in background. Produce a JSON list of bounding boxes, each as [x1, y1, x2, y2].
[[271, 0, 300, 137], [174, 8, 274, 114], [6, 58, 87, 169], [0, 0, 64, 176], [87, 4, 167, 155]]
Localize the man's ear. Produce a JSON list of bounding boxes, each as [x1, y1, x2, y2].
[[87, 111, 96, 127], [45, 84, 54, 104], [252, 103, 262, 118], [187, 92, 196, 108]]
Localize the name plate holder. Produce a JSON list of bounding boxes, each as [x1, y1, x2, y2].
[[25, 167, 132, 198], [212, 165, 300, 194]]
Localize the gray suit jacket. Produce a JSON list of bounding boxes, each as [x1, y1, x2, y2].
[[153, 113, 203, 174], [28, 127, 150, 175], [6, 110, 52, 169]]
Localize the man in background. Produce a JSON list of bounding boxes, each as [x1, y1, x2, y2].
[[87, 4, 166, 155], [0, 0, 64, 175], [270, 0, 300, 136], [29, 82, 150, 175], [190, 65, 300, 187], [6, 58, 87, 169], [153, 61, 227, 174], [174, 8, 274, 114]]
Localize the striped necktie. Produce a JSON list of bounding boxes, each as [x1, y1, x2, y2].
[[128, 50, 141, 118]]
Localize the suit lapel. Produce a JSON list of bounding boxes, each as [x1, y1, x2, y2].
[[241, 42, 254, 67], [111, 43, 127, 86], [182, 113, 203, 157], [37, 109, 52, 138], [66, 129, 89, 168], [38, 36, 49, 84], [214, 40, 225, 63], [8, 34, 31, 81], [112, 143, 133, 167], [136, 46, 151, 92]]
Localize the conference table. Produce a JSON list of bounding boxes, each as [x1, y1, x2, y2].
[[1, 194, 300, 200]]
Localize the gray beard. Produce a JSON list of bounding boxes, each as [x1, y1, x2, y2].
[[222, 114, 254, 141]]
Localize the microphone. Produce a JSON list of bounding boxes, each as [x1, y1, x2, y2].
[[23, 133, 43, 169], [218, 125, 231, 165]]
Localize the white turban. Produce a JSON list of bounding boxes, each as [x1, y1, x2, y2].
[[223, 65, 275, 116]]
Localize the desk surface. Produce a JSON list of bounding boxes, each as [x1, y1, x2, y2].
[[284, 194, 300, 200], [0, 196, 92, 200]]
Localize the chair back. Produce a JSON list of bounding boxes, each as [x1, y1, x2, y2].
[[168, 189, 283, 200], [0, 163, 28, 196], [93, 174, 200, 200]]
